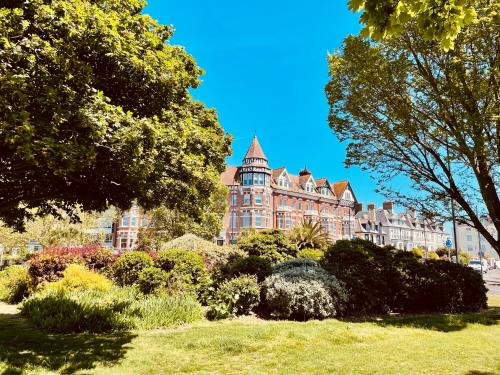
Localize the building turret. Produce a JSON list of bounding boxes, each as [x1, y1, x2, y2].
[[240, 135, 271, 186]]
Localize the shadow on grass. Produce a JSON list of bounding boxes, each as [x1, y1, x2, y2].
[[346, 306, 500, 333], [0, 309, 136, 375]]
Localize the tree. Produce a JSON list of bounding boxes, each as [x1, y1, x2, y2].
[[289, 219, 330, 250], [325, 14, 499, 256], [0, 0, 231, 231], [136, 183, 228, 251], [347, 0, 496, 50]]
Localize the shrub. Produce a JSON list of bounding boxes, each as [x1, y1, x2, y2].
[[28, 253, 80, 286], [21, 286, 204, 333], [82, 248, 115, 274], [273, 258, 320, 273], [226, 256, 272, 282], [161, 234, 244, 272], [113, 251, 154, 286], [411, 248, 424, 258], [0, 265, 30, 304], [237, 230, 298, 264], [138, 267, 168, 294], [262, 266, 347, 321], [156, 249, 207, 287], [322, 239, 398, 316], [210, 276, 260, 317], [47, 264, 112, 292], [428, 251, 440, 260], [297, 248, 325, 260]]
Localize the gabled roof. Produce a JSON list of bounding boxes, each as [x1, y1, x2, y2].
[[244, 135, 267, 160], [272, 167, 287, 179], [332, 180, 349, 198], [220, 166, 239, 185]]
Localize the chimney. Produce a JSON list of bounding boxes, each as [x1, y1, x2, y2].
[[367, 203, 376, 221], [367, 203, 375, 211], [354, 203, 363, 213], [383, 201, 394, 212]]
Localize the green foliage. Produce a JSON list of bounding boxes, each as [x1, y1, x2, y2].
[[0, 0, 231, 231], [412, 248, 424, 258], [272, 258, 320, 274], [156, 249, 207, 287], [322, 239, 488, 315], [208, 276, 260, 319], [82, 248, 115, 275], [113, 251, 154, 286], [160, 234, 244, 272], [297, 248, 325, 260], [46, 264, 112, 292], [21, 286, 203, 333], [262, 266, 347, 321], [226, 256, 272, 283], [28, 253, 80, 286], [326, 14, 500, 257], [138, 267, 168, 294], [238, 230, 298, 264], [0, 265, 30, 304], [349, 0, 487, 50], [289, 219, 330, 250]]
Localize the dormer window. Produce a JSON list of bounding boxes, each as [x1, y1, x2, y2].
[[278, 173, 290, 188], [306, 182, 314, 192], [344, 190, 352, 201], [321, 187, 330, 196]]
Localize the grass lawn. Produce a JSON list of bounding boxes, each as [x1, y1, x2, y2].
[[1, 297, 499, 375]]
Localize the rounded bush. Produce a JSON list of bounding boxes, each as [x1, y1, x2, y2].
[[82, 248, 115, 274], [227, 256, 272, 282], [273, 258, 320, 273], [138, 267, 168, 294], [211, 275, 260, 317], [113, 251, 154, 286], [237, 230, 298, 264], [262, 266, 347, 321], [0, 265, 30, 304], [156, 249, 207, 286], [47, 264, 112, 292], [297, 248, 325, 260]]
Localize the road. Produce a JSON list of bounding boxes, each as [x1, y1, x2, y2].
[[484, 268, 500, 296]]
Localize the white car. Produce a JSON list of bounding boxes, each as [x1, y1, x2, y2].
[[468, 260, 486, 273]]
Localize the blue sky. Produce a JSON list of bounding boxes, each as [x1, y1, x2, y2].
[[144, 0, 389, 207]]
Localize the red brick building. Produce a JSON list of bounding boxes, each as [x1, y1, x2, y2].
[[218, 136, 358, 244]]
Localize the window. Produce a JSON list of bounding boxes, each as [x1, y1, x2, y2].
[[266, 195, 270, 205], [285, 216, 291, 229], [231, 195, 237, 205], [467, 235, 472, 242], [467, 245, 473, 252], [122, 215, 130, 226], [255, 212, 262, 227], [242, 173, 251, 186], [322, 188, 330, 196], [243, 212, 250, 228], [298, 201, 302, 210], [120, 238, 127, 249], [291, 200, 296, 209], [255, 194, 262, 205], [305, 182, 314, 192], [243, 194, 250, 205], [278, 174, 290, 188], [130, 217, 137, 227], [277, 216, 284, 229], [141, 216, 147, 227], [344, 191, 352, 200]]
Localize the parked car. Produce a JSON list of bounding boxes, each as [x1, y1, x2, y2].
[[468, 259, 486, 273]]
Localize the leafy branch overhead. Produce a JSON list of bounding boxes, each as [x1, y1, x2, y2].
[[326, 5, 499, 255], [348, 0, 496, 50], [0, 0, 231, 230]]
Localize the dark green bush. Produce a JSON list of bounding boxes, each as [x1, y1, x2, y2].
[[237, 230, 298, 264], [156, 249, 207, 287], [273, 258, 320, 273], [207, 275, 260, 319], [262, 266, 347, 321], [138, 267, 168, 294], [226, 256, 272, 282], [0, 265, 30, 304], [113, 251, 154, 286]]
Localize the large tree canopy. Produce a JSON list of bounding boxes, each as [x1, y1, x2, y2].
[[348, 0, 497, 50], [0, 0, 231, 231], [326, 11, 499, 254]]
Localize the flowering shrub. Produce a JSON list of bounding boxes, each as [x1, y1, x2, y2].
[[46, 264, 112, 292], [262, 266, 347, 321]]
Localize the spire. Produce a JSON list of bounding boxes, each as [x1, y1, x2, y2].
[[299, 166, 311, 176], [244, 134, 267, 161]]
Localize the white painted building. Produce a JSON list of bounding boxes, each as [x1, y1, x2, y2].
[[455, 217, 499, 260]]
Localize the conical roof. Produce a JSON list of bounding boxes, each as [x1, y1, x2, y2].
[[244, 135, 267, 160]]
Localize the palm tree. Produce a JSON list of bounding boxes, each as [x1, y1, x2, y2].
[[289, 219, 330, 250]]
